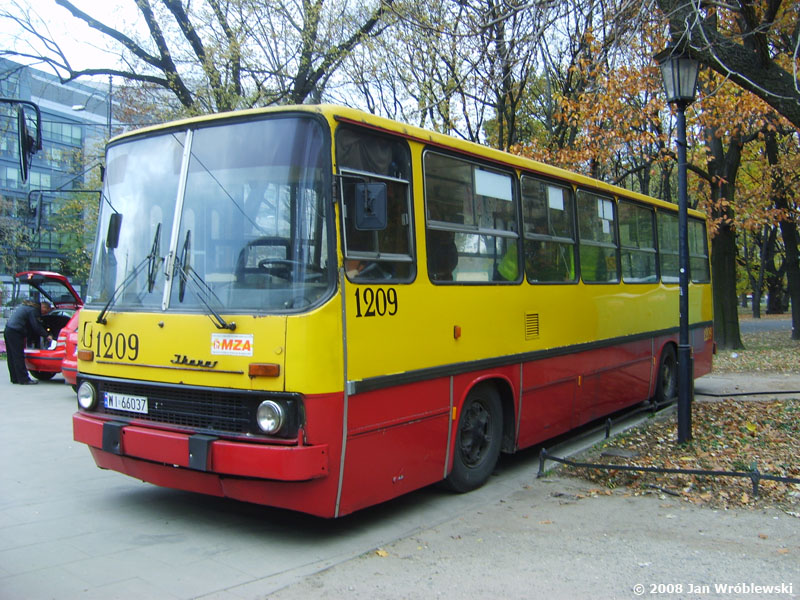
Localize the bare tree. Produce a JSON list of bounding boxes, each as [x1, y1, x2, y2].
[[1, 0, 394, 113], [340, 0, 561, 148]]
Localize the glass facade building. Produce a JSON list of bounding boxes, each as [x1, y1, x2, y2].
[[1, 57, 113, 290]]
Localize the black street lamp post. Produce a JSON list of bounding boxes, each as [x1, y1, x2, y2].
[[655, 44, 700, 444]]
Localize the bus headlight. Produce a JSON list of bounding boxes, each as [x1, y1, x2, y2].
[[77, 381, 97, 410], [256, 400, 285, 434]]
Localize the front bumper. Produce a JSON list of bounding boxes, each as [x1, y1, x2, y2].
[[73, 412, 328, 481]]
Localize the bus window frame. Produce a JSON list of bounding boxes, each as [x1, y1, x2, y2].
[[423, 148, 522, 285], [618, 199, 658, 284], [576, 188, 620, 285], [688, 216, 711, 284], [520, 174, 578, 285], [657, 209, 680, 285], [338, 167, 417, 284]]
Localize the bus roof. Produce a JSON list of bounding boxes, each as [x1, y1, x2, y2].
[[110, 104, 702, 218]]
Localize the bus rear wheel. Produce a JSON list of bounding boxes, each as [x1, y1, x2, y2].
[[655, 345, 678, 405], [444, 383, 502, 493]]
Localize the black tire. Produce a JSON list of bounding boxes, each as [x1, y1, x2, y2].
[[654, 345, 678, 405], [444, 383, 503, 493], [30, 371, 56, 381]]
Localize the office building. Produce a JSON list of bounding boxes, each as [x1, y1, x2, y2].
[[1, 57, 113, 295]]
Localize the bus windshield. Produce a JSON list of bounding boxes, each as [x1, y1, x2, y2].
[[86, 115, 333, 315]]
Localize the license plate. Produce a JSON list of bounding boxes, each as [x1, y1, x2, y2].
[[104, 392, 149, 414]]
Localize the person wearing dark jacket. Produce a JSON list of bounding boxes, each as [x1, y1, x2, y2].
[[3, 300, 53, 384]]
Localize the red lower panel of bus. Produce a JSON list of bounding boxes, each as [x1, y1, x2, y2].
[[73, 413, 329, 480], [73, 406, 343, 517], [516, 332, 713, 450], [72, 332, 714, 517], [338, 377, 453, 515]]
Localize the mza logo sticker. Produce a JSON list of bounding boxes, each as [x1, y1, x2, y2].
[[211, 333, 254, 356]]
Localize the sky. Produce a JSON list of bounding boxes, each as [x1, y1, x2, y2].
[[5, 0, 141, 76]]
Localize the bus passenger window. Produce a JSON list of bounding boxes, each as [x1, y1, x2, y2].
[[337, 126, 414, 283], [424, 152, 519, 284], [521, 176, 577, 283], [619, 201, 657, 283], [577, 190, 619, 283], [658, 211, 679, 283], [689, 218, 710, 283]]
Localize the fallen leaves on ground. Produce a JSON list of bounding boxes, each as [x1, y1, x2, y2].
[[566, 397, 800, 511], [713, 322, 799, 374]]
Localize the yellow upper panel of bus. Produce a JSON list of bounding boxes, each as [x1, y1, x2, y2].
[[109, 103, 703, 218]]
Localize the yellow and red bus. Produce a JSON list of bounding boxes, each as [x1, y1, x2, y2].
[[72, 105, 713, 517]]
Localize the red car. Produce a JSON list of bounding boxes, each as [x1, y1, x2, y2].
[[60, 311, 80, 388], [14, 271, 83, 382]]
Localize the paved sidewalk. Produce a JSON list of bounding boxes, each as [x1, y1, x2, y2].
[[270, 476, 799, 600], [695, 372, 800, 398]]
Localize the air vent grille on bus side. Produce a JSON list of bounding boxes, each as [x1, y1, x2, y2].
[[525, 313, 540, 340]]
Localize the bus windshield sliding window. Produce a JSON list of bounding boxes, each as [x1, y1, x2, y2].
[[619, 201, 657, 283], [577, 190, 619, 283], [689, 218, 710, 283], [424, 151, 519, 283], [337, 127, 414, 283], [520, 176, 577, 283], [658, 211, 679, 283]]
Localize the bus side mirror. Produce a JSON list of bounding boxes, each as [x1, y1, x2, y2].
[[17, 105, 40, 184], [106, 213, 122, 248], [354, 182, 387, 231]]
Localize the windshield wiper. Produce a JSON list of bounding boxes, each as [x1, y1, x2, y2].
[[97, 225, 163, 324], [174, 230, 236, 331]]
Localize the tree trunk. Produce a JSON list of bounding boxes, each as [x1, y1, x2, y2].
[[777, 217, 800, 339], [704, 127, 744, 349], [766, 284, 784, 314], [760, 225, 783, 316], [751, 291, 761, 319], [752, 227, 771, 319], [712, 223, 744, 349], [764, 131, 800, 339]]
